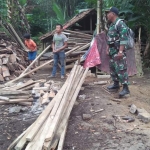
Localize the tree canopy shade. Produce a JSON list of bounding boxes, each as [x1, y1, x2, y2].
[[1, 0, 150, 58]]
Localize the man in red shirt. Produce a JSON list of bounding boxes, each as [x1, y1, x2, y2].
[[24, 33, 37, 68]]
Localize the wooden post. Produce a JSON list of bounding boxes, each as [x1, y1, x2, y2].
[[97, 0, 100, 34]]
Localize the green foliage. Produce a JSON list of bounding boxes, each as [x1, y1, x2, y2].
[[0, 0, 8, 20], [52, 2, 66, 24], [19, 0, 27, 6]]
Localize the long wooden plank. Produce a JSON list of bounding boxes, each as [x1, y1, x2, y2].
[[7, 130, 27, 150], [6, 95, 31, 99], [15, 79, 35, 90], [8, 123, 34, 150], [57, 125, 68, 150], [29, 65, 77, 150], [43, 67, 83, 149], [20, 45, 51, 76], [5, 46, 80, 86], [25, 75, 70, 142], [25, 120, 46, 150], [44, 65, 78, 143], [15, 123, 35, 150], [0, 98, 33, 105], [0, 90, 30, 95], [0, 96, 9, 101], [25, 65, 76, 150], [19, 84, 36, 91], [44, 67, 88, 149], [24, 99, 56, 142], [18, 102, 32, 106]]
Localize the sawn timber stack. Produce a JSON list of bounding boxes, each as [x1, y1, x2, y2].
[[8, 64, 89, 150]]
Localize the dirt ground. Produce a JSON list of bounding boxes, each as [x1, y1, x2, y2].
[[1, 65, 150, 150]]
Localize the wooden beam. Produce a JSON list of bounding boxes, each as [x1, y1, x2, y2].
[[15, 123, 35, 150], [15, 79, 35, 90], [25, 66, 75, 150], [25, 98, 56, 142], [0, 98, 33, 105], [5, 46, 80, 86], [18, 102, 32, 106], [0, 90, 30, 95], [44, 65, 78, 143], [7, 129, 28, 150], [0, 96, 9, 101], [20, 45, 51, 76], [57, 124, 68, 150], [44, 68, 88, 150]]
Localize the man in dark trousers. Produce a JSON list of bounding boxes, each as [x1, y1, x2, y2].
[[50, 24, 68, 79], [106, 7, 130, 97]]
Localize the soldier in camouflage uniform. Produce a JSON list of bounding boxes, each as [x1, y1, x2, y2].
[[105, 7, 130, 97]]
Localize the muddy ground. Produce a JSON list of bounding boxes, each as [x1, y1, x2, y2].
[[1, 65, 150, 150]]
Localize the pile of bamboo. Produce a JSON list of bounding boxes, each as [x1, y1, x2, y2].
[[0, 37, 28, 82], [8, 64, 88, 150]]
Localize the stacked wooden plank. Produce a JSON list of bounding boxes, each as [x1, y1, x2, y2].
[[0, 37, 28, 82], [58, 30, 91, 70], [0, 79, 36, 106], [64, 30, 92, 49], [0, 78, 61, 106], [8, 64, 88, 150]]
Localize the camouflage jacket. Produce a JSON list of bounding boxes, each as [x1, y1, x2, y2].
[[107, 18, 128, 46]]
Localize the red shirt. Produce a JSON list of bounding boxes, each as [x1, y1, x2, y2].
[[25, 39, 37, 51]]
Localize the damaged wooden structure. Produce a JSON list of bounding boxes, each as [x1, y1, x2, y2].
[[39, 9, 96, 70]]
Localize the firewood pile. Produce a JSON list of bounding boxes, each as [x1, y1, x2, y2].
[[0, 35, 28, 82], [8, 64, 88, 150], [0, 79, 58, 106]]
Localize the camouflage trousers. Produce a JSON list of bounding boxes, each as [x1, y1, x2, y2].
[[109, 52, 129, 84]]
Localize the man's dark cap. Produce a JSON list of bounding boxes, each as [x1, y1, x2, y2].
[[105, 7, 119, 15]]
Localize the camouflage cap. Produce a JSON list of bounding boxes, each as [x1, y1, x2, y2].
[[105, 7, 119, 15]]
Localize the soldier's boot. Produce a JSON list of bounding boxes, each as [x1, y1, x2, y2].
[[107, 81, 120, 91], [119, 84, 130, 97]]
